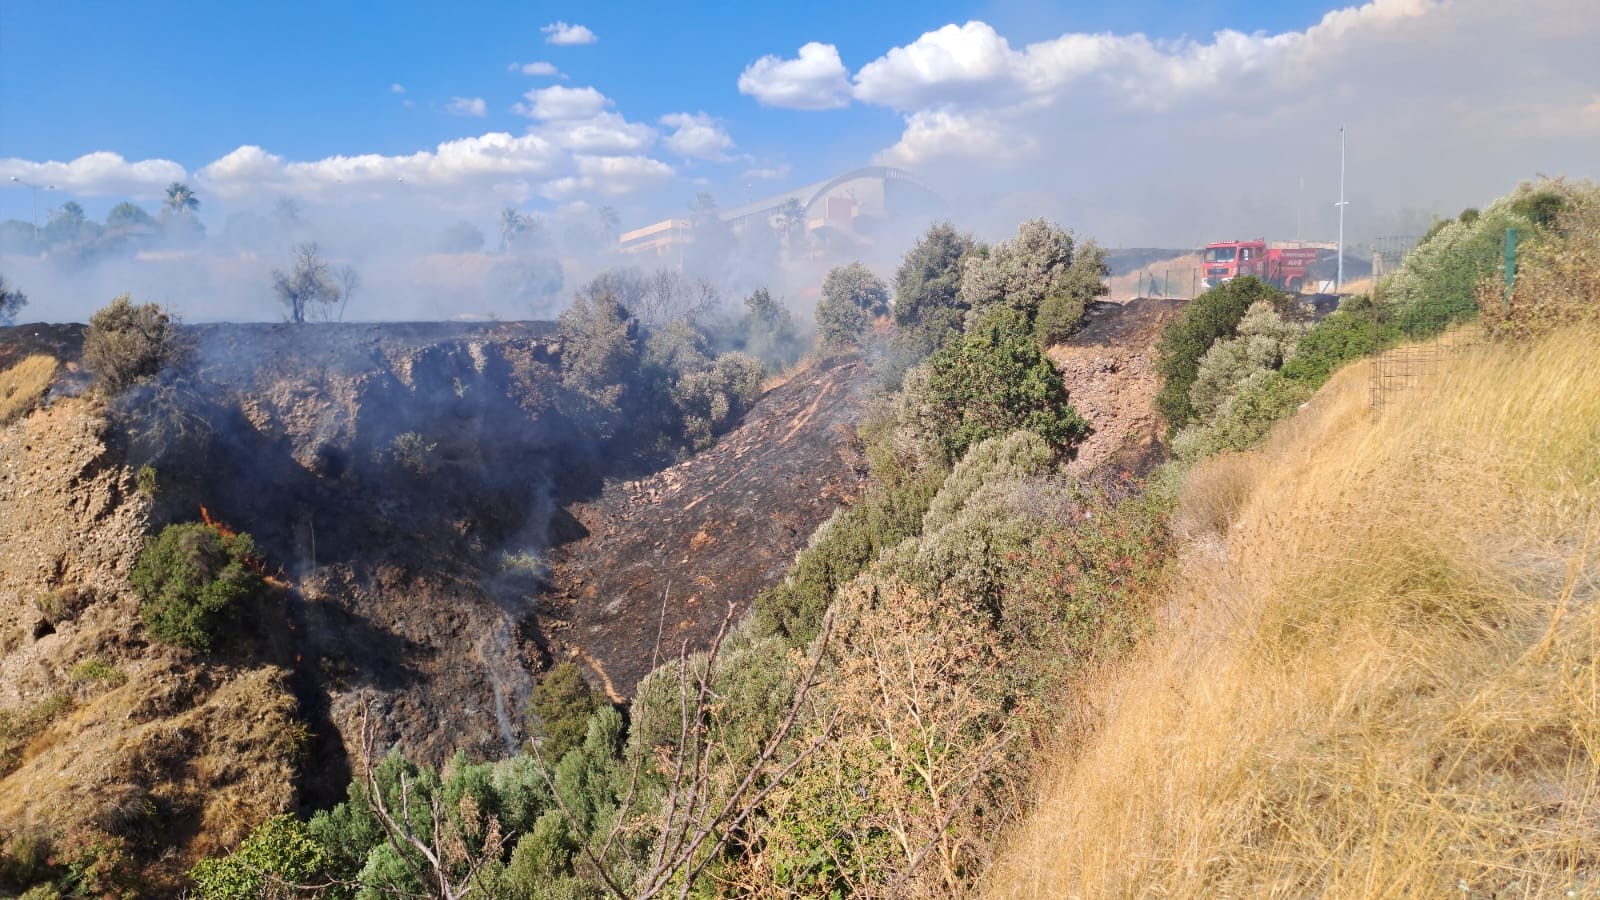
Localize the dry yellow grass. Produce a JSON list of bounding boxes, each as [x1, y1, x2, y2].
[[0, 354, 56, 424], [986, 328, 1600, 898]]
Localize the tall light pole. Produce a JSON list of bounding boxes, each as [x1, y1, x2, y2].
[[1335, 127, 1348, 292], [9, 176, 56, 231]]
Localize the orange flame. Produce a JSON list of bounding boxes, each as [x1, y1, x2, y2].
[[199, 505, 238, 540]]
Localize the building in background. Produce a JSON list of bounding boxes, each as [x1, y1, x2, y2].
[[620, 166, 943, 261]]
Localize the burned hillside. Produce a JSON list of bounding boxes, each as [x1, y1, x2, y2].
[[542, 356, 870, 698]]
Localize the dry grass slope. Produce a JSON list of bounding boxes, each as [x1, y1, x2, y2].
[[987, 327, 1600, 898], [0, 354, 56, 424]]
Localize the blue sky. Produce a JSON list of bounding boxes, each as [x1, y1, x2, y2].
[[1, 0, 1596, 243], [2, 2, 1328, 168]]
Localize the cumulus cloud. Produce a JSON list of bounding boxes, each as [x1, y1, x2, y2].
[[510, 60, 563, 78], [446, 97, 488, 117], [738, 42, 851, 110], [748, 0, 1599, 245], [540, 154, 674, 200], [516, 85, 609, 121], [390, 83, 406, 94], [510, 86, 659, 154], [196, 133, 573, 200], [540, 111, 657, 154], [0, 151, 188, 197], [660, 112, 735, 161], [542, 21, 597, 46]]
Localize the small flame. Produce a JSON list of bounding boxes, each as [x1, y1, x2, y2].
[[199, 504, 238, 540]]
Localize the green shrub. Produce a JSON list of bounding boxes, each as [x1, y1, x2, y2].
[[1382, 182, 1569, 335], [1172, 371, 1311, 461], [1482, 180, 1600, 340], [886, 223, 980, 381], [189, 815, 328, 900], [749, 474, 941, 646], [134, 464, 158, 496], [737, 288, 803, 372], [131, 523, 266, 652], [0, 827, 58, 892], [388, 431, 438, 476], [82, 295, 188, 395], [1187, 300, 1305, 421], [1155, 276, 1282, 433], [921, 430, 1057, 533], [1279, 307, 1388, 386], [670, 352, 766, 451], [530, 662, 605, 762], [920, 310, 1086, 465], [816, 262, 889, 353], [1034, 239, 1109, 346], [69, 658, 124, 685]]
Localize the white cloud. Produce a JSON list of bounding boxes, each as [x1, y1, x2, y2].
[[0, 151, 188, 197], [542, 21, 597, 46], [446, 96, 488, 117], [197, 133, 571, 198], [659, 112, 735, 161], [390, 83, 406, 94], [540, 154, 674, 200], [510, 60, 564, 78], [738, 42, 852, 110], [540, 111, 657, 154], [516, 85, 609, 120], [874, 108, 1034, 167], [765, 0, 1599, 246]]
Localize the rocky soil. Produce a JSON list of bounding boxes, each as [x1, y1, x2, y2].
[[1051, 297, 1187, 477], [0, 397, 302, 891]]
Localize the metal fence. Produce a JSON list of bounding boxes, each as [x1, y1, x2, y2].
[[1363, 229, 1520, 410]]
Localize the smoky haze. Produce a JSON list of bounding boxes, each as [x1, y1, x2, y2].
[[3, 0, 1596, 322]]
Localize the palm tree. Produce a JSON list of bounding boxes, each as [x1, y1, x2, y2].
[[164, 182, 199, 217], [500, 206, 528, 252], [776, 198, 807, 256]]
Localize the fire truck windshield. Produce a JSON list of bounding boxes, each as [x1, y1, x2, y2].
[[1204, 247, 1238, 262]]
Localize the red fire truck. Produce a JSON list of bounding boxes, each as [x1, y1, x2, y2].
[[1200, 239, 1334, 293]]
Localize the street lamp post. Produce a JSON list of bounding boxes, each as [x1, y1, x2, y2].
[[8, 176, 57, 233]]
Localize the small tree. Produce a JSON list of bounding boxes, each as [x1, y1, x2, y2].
[[105, 202, 155, 232], [334, 265, 360, 322], [82, 295, 187, 394], [1034, 238, 1109, 346], [529, 662, 606, 761], [557, 289, 640, 423], [739, 288, 801, 370], [816, 262, 889, 353], [131, 522, 266, 652], [272, 242, 342, 324], [0, 274, 27, 326], [1154, 276, 1283, 433], [919, 309, 1087, 465], [894, 222, 978, 335], [957, 218, 1072, 324]]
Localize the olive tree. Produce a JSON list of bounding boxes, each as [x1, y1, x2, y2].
[[272, 242, 343, 324], [816, 262, 889, 353]]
